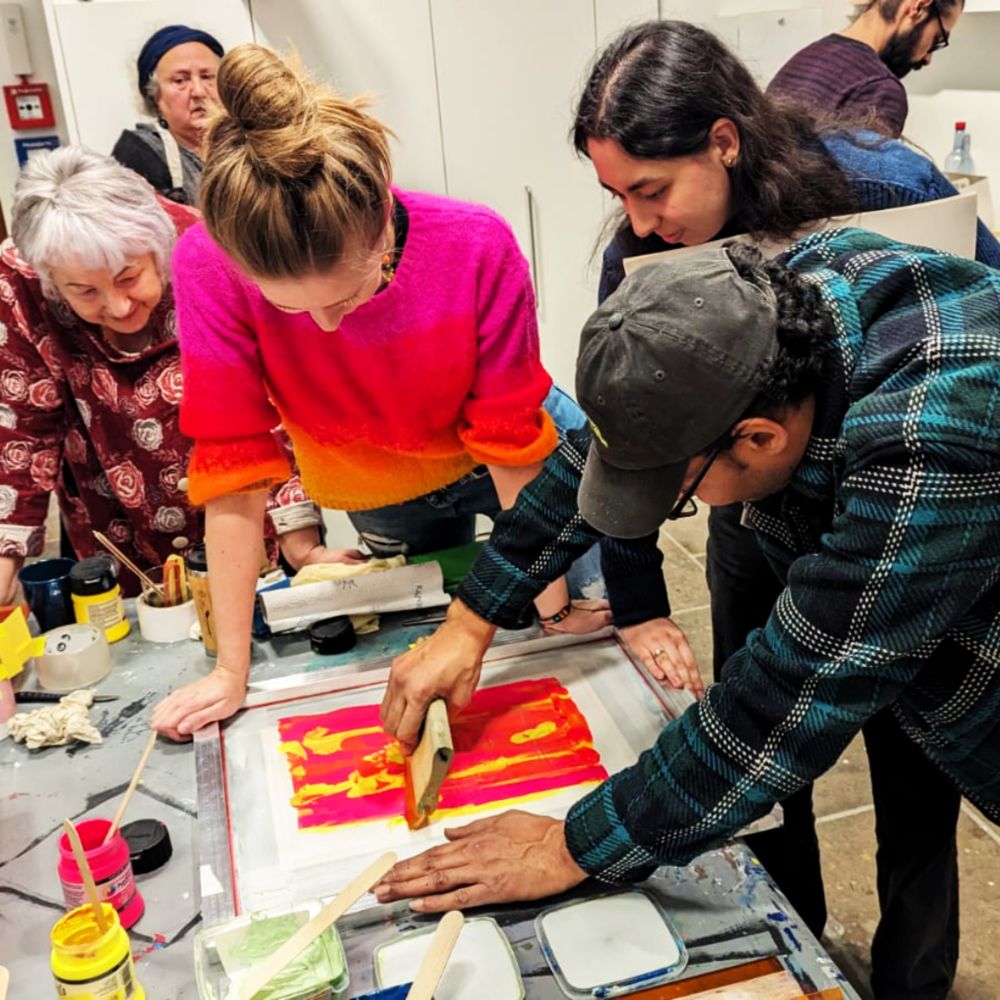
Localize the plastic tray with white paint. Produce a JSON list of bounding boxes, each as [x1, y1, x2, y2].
[[374, 915, 523, 1000], [535, 888, 688, 998]]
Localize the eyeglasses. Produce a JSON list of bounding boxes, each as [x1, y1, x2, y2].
[[928, 0, 949, 54], [666, 442, 724, 520]]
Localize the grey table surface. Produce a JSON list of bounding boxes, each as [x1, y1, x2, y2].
[[0, 605, 859, 999]]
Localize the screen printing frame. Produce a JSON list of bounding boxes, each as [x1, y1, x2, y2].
[[193, 627, 777, 928]]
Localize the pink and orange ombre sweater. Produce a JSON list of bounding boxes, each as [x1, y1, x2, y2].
[[173, 189, 557, 510]]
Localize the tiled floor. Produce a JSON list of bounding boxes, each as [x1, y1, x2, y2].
[[657, 508, 1000, 999]]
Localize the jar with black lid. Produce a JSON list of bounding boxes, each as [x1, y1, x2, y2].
[[69, 556, 130, 643]]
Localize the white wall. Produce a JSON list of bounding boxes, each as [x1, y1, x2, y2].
[[904, 12, 1000, 219], [10, 0, 999, 225], [0, 0, 68, 226]]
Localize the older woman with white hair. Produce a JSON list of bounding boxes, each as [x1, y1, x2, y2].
[[0, 146, 327, 600]]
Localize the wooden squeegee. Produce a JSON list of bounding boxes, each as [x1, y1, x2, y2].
[[403, 698, 454, 829]]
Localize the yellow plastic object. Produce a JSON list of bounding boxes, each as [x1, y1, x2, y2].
[[0, 606, 42, 682], [50, 903, 145, 999]]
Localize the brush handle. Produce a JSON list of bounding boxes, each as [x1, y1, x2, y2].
[[62, 818, 109, 933], [104, 730, 157, 844], [92, 531, 164, 600], [405, 698, 454, 828], [232, 852, 397, 1000], [0, 963, 9, 1000], [15, 691, 118, 703], [407, 910, 464, 1000]]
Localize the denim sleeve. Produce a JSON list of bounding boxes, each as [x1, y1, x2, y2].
[[974, 220, 1000, 269]]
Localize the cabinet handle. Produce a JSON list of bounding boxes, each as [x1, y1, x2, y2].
[[525, 185, 539, 298]]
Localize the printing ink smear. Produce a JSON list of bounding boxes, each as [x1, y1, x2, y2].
[[277, 677, 608, 829]]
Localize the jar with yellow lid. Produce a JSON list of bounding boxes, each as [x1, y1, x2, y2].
[[50, 902, 145, 999]]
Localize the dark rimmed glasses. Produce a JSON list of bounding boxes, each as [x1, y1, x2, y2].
[[928, 0, 950, 54], [666, 442, 725, 520]]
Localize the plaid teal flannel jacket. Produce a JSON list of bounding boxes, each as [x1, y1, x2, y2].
[[559, 228, 1000, 880]]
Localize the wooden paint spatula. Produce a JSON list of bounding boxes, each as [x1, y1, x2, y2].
[[353, 910, 464, 1000], [228, 852, 396, 1000], [62, 818, 109, 934], [406, 910, 464, 1000], [403, 698, 454, 830]]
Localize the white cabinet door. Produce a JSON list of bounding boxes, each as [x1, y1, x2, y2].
[[250, 0, 446, 193], [43, 0, 254, 154], [430, 0, 604, 392]]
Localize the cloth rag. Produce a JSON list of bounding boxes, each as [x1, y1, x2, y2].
[[8, 689, 103, 749]]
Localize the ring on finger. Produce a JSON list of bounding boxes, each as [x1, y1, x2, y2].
[[652, 647, 666, 659]]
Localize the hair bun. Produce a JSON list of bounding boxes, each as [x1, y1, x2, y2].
[[215, 43, 324, 179]]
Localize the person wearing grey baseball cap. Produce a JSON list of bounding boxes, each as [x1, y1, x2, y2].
[[575, 247, 783, 540], [375, 229, 1000, 983]]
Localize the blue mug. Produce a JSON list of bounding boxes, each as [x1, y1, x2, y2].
[[18, 557, 77, 632]]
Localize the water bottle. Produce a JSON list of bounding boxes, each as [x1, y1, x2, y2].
[[943, 122, 975, 174], [958, 131, 976, 174]]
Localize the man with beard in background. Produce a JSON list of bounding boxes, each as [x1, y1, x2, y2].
[[768, 0, 963, 137]]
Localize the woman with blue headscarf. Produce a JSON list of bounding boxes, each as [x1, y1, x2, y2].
[[112, 25, 225, 205]]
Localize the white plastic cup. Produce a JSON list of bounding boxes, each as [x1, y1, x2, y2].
[[136, 594, 197, 644]]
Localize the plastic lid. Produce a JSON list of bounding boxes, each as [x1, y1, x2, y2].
[[185, 544, 208, 573], [121, 818, 173, 874], [309, 616, 357, 655], [956, 121, 967, 130], [68, 556, 117, 596]]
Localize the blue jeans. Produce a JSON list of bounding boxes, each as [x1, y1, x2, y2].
[[348, 386, 604, 600]]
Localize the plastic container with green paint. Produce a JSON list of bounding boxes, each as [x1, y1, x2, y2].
[[193, 900, 350, 999]]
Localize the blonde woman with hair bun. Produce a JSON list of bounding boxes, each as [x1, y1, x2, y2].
[[153, 45, 608, 741], [0, 146, 312, 605]]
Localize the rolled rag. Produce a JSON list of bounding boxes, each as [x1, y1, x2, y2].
[[8, 689, 102, 749]]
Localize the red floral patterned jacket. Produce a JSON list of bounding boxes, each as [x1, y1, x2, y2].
[[0, 200, 318, 594]]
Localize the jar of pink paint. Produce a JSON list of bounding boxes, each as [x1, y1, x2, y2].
[[57, 818, 145, 929]]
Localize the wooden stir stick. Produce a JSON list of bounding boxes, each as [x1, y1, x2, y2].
[[406, 910, 464, 1000], [0, 963, 9, 1000], [62, 818, 109, 933], [231, 852, 397, 1000], [103, 730, 158, 844], [92, 531, 164, 601]]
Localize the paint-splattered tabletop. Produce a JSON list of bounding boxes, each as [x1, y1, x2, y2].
[[0, 605, 860, 999]]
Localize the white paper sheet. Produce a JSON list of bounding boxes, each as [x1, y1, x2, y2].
[[623, 190, 981, 275], [259, 562, 450, 632], [258, 662, 636, 874]]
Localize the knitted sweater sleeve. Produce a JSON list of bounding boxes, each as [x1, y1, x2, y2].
[[174, 225, 291, 505], [457, 217, 557, 468]]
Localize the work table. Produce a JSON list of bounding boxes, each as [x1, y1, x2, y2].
[[0, 607, 859, 998]]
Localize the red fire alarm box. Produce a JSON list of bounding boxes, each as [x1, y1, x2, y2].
[[4, 81, 55, 130]]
